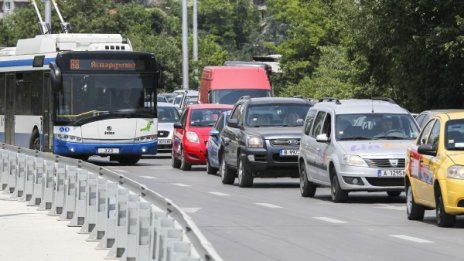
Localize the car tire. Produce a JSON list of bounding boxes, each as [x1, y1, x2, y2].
[[299, 163, 316, 197], [435, 187, 455, 227], [220, 154, 235, 185], [237, 156, 253, 188], [206, 157, 218, 175], [330, 169, 348, 203], [387, 191, 402, 197], [179, 148, 191, 171], [406, 184, 424, 220], [117, 156, 140, 165], [171, 151, 181, 168]]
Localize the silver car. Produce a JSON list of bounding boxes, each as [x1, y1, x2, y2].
[[298, 98, 420, 202], [157, 102, 180, 153]]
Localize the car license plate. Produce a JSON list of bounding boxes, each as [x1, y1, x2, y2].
[[377, 169, 405, 177], [158, 139, 172, 145], [97, 148, 120, 154], [280, 149, 299, 156]]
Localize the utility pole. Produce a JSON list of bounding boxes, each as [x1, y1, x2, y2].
[[193, 0, 198, 82], [44, 0, 52, 32], [182, 0, 189, 90]]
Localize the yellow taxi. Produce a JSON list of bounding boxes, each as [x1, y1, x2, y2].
[[405, 111, 464, 227]]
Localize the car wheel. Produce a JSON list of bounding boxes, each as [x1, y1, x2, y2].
[[237, 156, 253, 188], [220, 154, 235, 185], [180, 148, 191, 171], [406, 184, 424, 220], [387, 191, 402, 197], [299, 163, 316, 197], [435, 187, 455, 227], [206, 157, 218, 175], [117, 156, 140, 165], [171, 151, 181, 168], [330, 169, 348, 203]]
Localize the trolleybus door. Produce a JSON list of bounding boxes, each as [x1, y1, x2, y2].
[[5, 74, 15, 145]]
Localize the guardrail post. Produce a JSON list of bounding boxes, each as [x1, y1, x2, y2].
[[12, 154, 26, 198], [159, 228, 183, 261], [87, 178, 108, 242], [20, 155, 35, 202], [68, 169, 90, 227], [27, 158, 44, 206], [117, 194, 141, 260], [59, 165, 77, 220], [6, 151, 17, 194], [96, 182, 118, 249], [0, 149, 6, 191], [79, 172, 98, 233], [167, 242, 195, 261], [152, 217, 175, 261], [107, 192, 138, 259], [38, 160, 55, 210], [50, 162, 66, 216], [136, 201, 152, 261]]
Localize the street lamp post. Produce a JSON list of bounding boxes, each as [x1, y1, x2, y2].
[[182, 0, 189, 90]]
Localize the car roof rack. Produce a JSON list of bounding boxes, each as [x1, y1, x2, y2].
[[371, 97, 396, 104], [319, 97, 341, 104]]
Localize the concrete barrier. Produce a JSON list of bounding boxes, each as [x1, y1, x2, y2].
[[0, 144, 221, 261]]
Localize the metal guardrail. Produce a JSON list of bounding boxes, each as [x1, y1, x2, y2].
[[0, 143, 222, 261]]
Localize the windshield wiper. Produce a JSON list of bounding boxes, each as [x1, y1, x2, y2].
[[339, 136, 372, 141], [373, 135, 408, 140]]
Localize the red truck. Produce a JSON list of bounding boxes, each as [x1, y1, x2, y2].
[[198, 66, 272, 105]]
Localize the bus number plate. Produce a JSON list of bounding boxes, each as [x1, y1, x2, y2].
[[97, 148, 120, 154]]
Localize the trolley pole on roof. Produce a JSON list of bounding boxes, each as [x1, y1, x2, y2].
[[44, 0, 52, 32], [193, 0, 198, 82], [182, 0, 189, 90]]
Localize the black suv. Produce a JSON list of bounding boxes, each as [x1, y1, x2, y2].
[[220, 97, 313, 187]]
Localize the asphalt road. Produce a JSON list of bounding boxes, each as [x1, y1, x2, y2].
[[90, 155, 464, 261]]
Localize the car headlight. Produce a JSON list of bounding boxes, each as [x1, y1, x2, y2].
[[447, 165, 464, 179], [186, 131, 200, 143], [55, 134, 82, 143], [247, 136, 263, 148], [343, 154, 368, 167], [134, 135, 157, 143]]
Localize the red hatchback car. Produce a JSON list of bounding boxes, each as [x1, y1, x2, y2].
[[172, 104, 234, 170]]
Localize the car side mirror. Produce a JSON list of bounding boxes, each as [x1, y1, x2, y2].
[[173, 122, 183, 129], [316, 133, 329, 143], [210, 129, 219, 137], [228, 119, 239, 128], [417, 144, 436, 156], [49, 62, 62, 92]]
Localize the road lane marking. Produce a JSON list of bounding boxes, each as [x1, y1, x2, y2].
[[140, 176, 157, 180], [313, 217, 347, 224], [374, 204, 406, 211], [255, 203, 283, 209], [150, 166, 172, 170], [208, 192, 230, 197], [113, 169, 128, 173], [390, 235, 433, 243], [172, 183, 191, 187], [182, 208, 201, 213]]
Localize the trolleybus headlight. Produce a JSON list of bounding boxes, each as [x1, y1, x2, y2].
[[55, 134, 83, 143], [135, 135, 157, 143]]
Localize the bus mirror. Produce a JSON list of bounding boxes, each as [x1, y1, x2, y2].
[[49, 62, 62, 91]]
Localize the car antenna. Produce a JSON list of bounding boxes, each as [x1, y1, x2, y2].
[[371, 99, 374, 113]]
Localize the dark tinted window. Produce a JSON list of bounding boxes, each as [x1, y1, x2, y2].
[[0, 74, 4, 114], [304, 110, 316, 135], [311, 111, 326, 137], [158, 106, 179, 123], [211, 89, 270, 104]]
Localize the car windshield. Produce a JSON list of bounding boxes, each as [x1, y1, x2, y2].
[[211, 89, 271, 104], [336, 113, 419, 141], [186, 96, 198, 105], [445, 120, 464, 150], [158, 106, 179, 123], [245, 104, 310, 127], [190, 108, 230, 127]]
